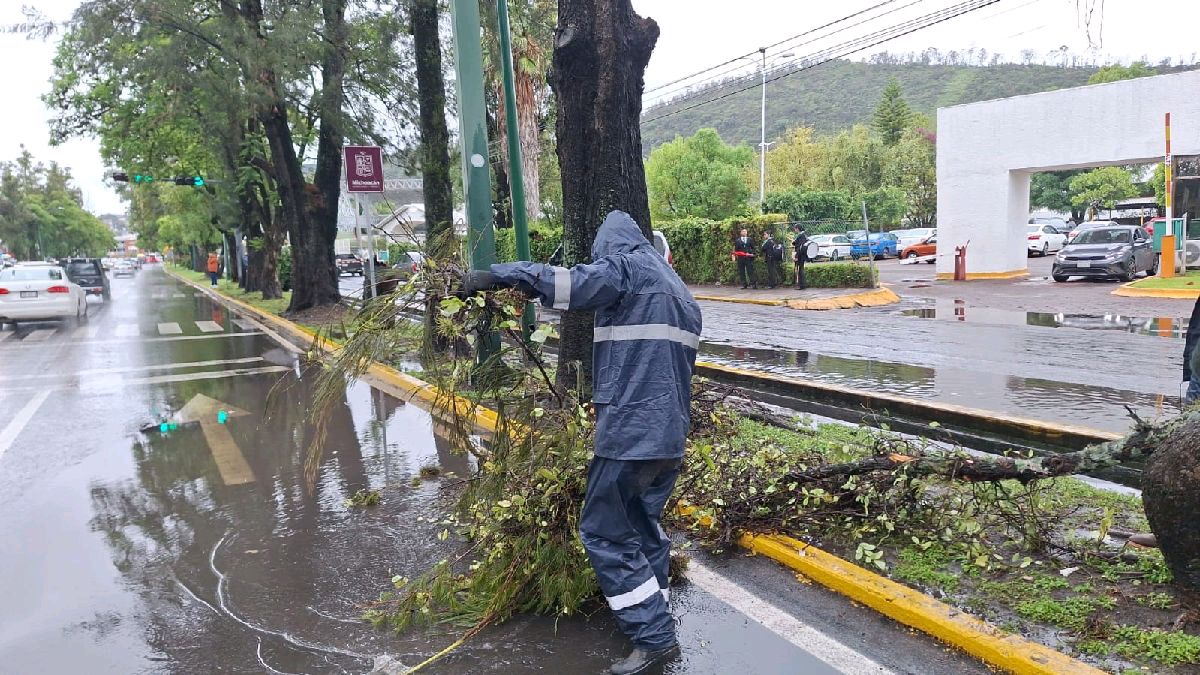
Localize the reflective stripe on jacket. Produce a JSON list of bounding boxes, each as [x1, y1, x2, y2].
[[491, 210, 702, 460]]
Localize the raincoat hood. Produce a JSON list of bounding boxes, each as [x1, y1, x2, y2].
[[592, 210, 651, 259]]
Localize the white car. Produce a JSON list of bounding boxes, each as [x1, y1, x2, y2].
[[0, 265, 88, 326], [808, 234, 854, 261], [113, 260, 136, 277], [1027, 223, 1067, 256], [652, 230, 673, 267], [894, 228, 936, 250]]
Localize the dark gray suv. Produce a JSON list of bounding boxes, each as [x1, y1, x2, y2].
[[1052, 226, 1158, 282]]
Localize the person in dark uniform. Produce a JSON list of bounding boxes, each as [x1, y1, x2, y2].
[[1185, 296, 1200, 406], [733, 229, 757, 289], [761, 231, 785, 289], [462, 211, 701, 675], [792, 226, 809, 290]]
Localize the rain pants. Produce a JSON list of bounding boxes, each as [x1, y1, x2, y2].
[[1186, 297, 1200, 405], [491, 210, 702, 650]]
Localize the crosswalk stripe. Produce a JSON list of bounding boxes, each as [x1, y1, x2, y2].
[[72, 324, 100, 339], [0, 390, 52, 461], [231, 319, 255, 331], [157, 322, 183, 335], [195, 320, 223, 333], [22, 330, 56, 342], [115, 324, 139, 338], [172, 293, 186, 298]]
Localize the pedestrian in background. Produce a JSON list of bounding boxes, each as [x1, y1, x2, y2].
[[761, 231, 784, 289], [206, 252, 220, 287], [792, 226, 810, 290], [1185, 295, 1200, 406], [733, 229, 757, 289]]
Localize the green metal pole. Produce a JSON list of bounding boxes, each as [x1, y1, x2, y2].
[[449, 0, 498, 358], [496, 0, 536, 335]]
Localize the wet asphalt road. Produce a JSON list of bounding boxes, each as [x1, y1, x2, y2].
[[0, 267, 988, 674]]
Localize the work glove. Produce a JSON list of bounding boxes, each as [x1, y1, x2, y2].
[[459, 269, 504, 296]]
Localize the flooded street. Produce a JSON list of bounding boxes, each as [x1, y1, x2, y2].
[[0, 267, 987, 673]]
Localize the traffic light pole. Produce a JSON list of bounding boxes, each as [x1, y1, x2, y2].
[[496, 0, 535, 337], [449, 0, 498, 358]]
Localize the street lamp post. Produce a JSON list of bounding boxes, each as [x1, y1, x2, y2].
[[757, 49, 794, 207]]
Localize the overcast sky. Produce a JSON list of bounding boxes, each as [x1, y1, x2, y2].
[[2, 0, 1197, 216]]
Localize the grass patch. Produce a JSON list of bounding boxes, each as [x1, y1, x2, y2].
[[893, 544, 960, 592], [345, 489, 381, 507], [172, 265, 292, 315], [1127, 270, 1200, 290], [1014, 596, 1100, 630], [1112, 625, 1200, 666]]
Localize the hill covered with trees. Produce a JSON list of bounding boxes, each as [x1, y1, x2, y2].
[[641, 56, 1198, 153]]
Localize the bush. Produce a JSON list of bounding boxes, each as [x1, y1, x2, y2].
[[495, 221, 563, 264], [278, 246, 292, 291], [803, 261, 877, 288]]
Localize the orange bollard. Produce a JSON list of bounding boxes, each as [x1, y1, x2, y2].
[[1162, 235, 1176, 278]]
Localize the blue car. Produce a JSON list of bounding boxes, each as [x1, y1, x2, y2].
[[850, 232, 898, 259]]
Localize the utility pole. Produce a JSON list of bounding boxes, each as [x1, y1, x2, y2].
[[758, 47, 768, 207], [496, 0, 535, 337], [449, 0, 498, 356]]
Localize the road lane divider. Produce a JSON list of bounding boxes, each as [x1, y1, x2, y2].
[[0, 389, 52, 461], [158, 322, 183, 335], [167, 266, 1108, 675]]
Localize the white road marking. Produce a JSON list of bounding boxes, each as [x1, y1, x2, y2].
[[172, 293, 186, 298], [22, 329, 56, 343], [195, 320, 223, 333], [0, 389, 52, 461], [158, 322, 183, 335], [0, 357, 265, 384], [115, 324, 140, 338], [94, 365, 290, 390], [0, 331, 263, 350], [231, 319, 255, 331], [686, 560, 896, 675], [72, 324, 101, 339]]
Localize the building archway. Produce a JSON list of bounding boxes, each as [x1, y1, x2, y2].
[[936, 70, 1200, 279]]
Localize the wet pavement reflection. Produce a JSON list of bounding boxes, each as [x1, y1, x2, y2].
[[0, 268, 875, 674]]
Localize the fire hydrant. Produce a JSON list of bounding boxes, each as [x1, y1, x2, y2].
[[953, 243, 968, 281]]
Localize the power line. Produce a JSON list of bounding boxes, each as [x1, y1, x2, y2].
[[644, 0, 929, 108], [641, 0, 1002, 126], [643, 0, 912, 96]]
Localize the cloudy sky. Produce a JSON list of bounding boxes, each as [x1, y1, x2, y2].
[[2, 0, 1197, 217]]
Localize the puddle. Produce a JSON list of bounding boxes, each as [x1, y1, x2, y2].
[[899, 305, 1186, 338]]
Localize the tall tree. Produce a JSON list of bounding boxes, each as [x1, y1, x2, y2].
[[872, 78, 913, 146], [410, 0, 453, 257], [1069, 167, 1138, 219], [1031, 170, 1087, 222], [550, 0, 658, 390], [645, 128, 752, 220]]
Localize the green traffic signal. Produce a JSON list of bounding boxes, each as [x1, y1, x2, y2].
[[133, 174, 154, 183], [194, 176, 205, 187]]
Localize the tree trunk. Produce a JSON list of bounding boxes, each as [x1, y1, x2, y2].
[[292, 0, 350, 314], [1141, 413, 1200, 591], [550, 0, 658, 391], [515, 67, 541, 223], [411, 0, 454, 260]]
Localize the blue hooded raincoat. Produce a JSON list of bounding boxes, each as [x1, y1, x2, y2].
[[491, 210, 702, 650]]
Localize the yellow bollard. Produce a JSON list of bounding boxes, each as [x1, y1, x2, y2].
[[1162, 234, 1176, 278]]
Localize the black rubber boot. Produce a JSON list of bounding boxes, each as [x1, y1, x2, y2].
[[609, 644, 680, 675]]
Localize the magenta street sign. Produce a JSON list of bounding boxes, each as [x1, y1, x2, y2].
[[344, 145, 384, 192]]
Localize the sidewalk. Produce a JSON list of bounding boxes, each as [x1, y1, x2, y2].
[[690, 283, 899, 310]]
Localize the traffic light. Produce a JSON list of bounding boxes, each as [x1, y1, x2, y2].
[[112, 172, 129, 182], [173, 176, 206, 187], [134, 174, 154, 183]]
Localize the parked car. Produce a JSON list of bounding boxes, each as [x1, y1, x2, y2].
[[63, 258, 110, 300], [850, 232, 898, 260], [390, 251, 426, 282], [1066, 220, 1117, 243], [900, 234, 937, 262], [0, 264, 88, 326], [893, 228, 936, 250], [845, 229, 867, 241], [112, 260, 136, 278], [1144, 216, 1166, 237], [651, 230, 673, 267], [335, 253, 364, 276], [1052, 225, 1158, 282], [808, 234, 854, 261], [1029, 216, 1071, 232], [100, 257, 115, 270], [1027, 223, 1067, 256]]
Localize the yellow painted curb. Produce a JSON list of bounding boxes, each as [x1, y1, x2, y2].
[[1112, 281, 1200, 299], [169, 266, 1100, 674], [936, 270, 1029, 281], [740, 533, 1106, 675], [692, 294, 785, 306], [785, 286, 900, 310]]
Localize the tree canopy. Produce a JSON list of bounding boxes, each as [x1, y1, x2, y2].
[[0, 148, 113, 260], [645, 128, 753, 221], [872, 78, 913, 146], [1088, 61, 1157, 85], [1069, 167, 1138, 217]]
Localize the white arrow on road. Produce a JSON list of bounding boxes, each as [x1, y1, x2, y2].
[[174, 393, 256, 485]]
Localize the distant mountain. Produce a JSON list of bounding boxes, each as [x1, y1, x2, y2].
[[640, 59, 1198, 152]]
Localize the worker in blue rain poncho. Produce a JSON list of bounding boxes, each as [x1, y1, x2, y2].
[[463, 210, 702, 674]]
